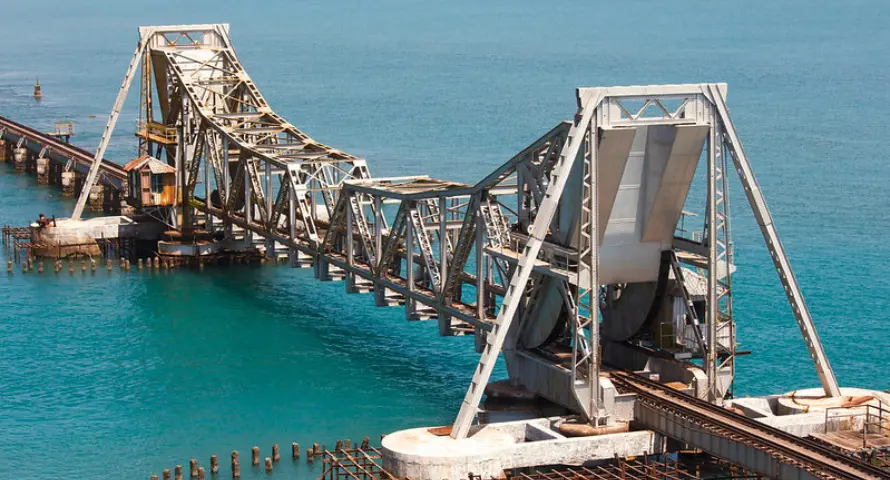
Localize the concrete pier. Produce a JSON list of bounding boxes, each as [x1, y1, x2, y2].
[[381, 418, 662, 480], [88, 185, 104, 211], [61, 171, 75, 196], [14, 147, 26, 172], [36, 157, 49, 184]]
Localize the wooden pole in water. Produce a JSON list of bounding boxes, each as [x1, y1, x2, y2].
[[264, 458, 273, 472], [210, 455, 218, 475], [152, 476, 158, 480], [272, 444, 280, 462], [361, 437, 370, 449], [251, 446, 259, 466], [197, 467, 205, 480], [292, 443, 299, 459], [163, 469, 171, 480], [189, 459, 198, 478], [231, 451, 240, 478], [306, 448, 314, 463], [174, 465, 183, 480]]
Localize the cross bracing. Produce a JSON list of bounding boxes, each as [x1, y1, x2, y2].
[[81, 24, 841, 443]]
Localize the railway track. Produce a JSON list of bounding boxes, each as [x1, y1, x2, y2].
[[611, 371, 890, 480], [0, 114, 126, 182]]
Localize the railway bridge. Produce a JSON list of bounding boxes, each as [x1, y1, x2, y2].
[[53, 24, 887, 479], [0, 115, 126, 212]]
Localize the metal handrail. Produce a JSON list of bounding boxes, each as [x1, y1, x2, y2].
[[824, 400, 890, 450]]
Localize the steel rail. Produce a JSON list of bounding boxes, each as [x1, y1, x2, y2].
[[611, 371, 889, 479]]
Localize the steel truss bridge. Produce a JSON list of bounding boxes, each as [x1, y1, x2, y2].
[[74, 24, 845, 452]]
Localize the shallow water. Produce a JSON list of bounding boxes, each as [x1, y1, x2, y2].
[[0, 0, 889, 478]]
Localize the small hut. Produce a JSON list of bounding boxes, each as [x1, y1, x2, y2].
[[123, 155, 176, 208]]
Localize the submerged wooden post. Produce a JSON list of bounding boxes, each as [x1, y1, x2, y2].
[[251, 446, 260, 466], [197, 467, 205, 480], [264, 457, 272, 472], [335, 440, 342, 451], [189, 459, 198, 478], [151, 476, 158, 480], [174, 465, 183, 480], [361, 437, 370, 449], [292, 442, 299, 459], [163, 469, 171, 480], [210, 455, 218, 475], [231, 451, 240, 478], [272, 444, 280, 462], [306, 448, 314, 463]]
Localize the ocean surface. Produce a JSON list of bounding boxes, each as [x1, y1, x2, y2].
[[1, 0, 888, 478]]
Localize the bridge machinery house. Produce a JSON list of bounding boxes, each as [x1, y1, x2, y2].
[[123, 154, 176, 208]]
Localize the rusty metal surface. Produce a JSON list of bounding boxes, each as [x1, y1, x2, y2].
[[611, 371, 890, 480]]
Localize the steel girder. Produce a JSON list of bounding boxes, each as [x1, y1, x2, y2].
[[86, 23, 840, 441]]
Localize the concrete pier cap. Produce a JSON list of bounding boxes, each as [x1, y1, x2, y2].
[[381, 417, 661, 480]]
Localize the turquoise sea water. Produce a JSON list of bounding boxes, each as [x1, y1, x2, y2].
[[1, 0, 889, 478]]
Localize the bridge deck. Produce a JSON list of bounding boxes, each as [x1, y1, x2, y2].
[[0, 115, 126, 189]]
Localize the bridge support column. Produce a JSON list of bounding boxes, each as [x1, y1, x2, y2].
[[288, 248, 312, 268], [374, 284, 403, 307], [61, 171, 75, 196], [89, 185, 104, 212], [13, 147, 26, 172], [314, 257, 344, 281], [36, 157, 49, 184]]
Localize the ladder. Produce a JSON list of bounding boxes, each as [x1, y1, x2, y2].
[[669, 252, 706, 352], [424, 198, 453, 252], [408, 205, 441, 293], [349, 193, 376, 263], [450, 93, 600, 439], [480, 197, 510, 248], [442, 196, 478, 302], [72, 37, 150, 220]]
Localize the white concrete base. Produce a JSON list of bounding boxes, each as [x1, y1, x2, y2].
[[381, 418, 662, 480], [158, 239, 224, 257], [775, 387, 890, 415], [30, 216, 133, 257], [729, 387, 890, 436]]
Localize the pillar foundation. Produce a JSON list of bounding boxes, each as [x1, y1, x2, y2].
[[13, 147, 26, 172], [36, 157, 49, 184], [89, 185, 104, 211], [61, 171, 76, 196]]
